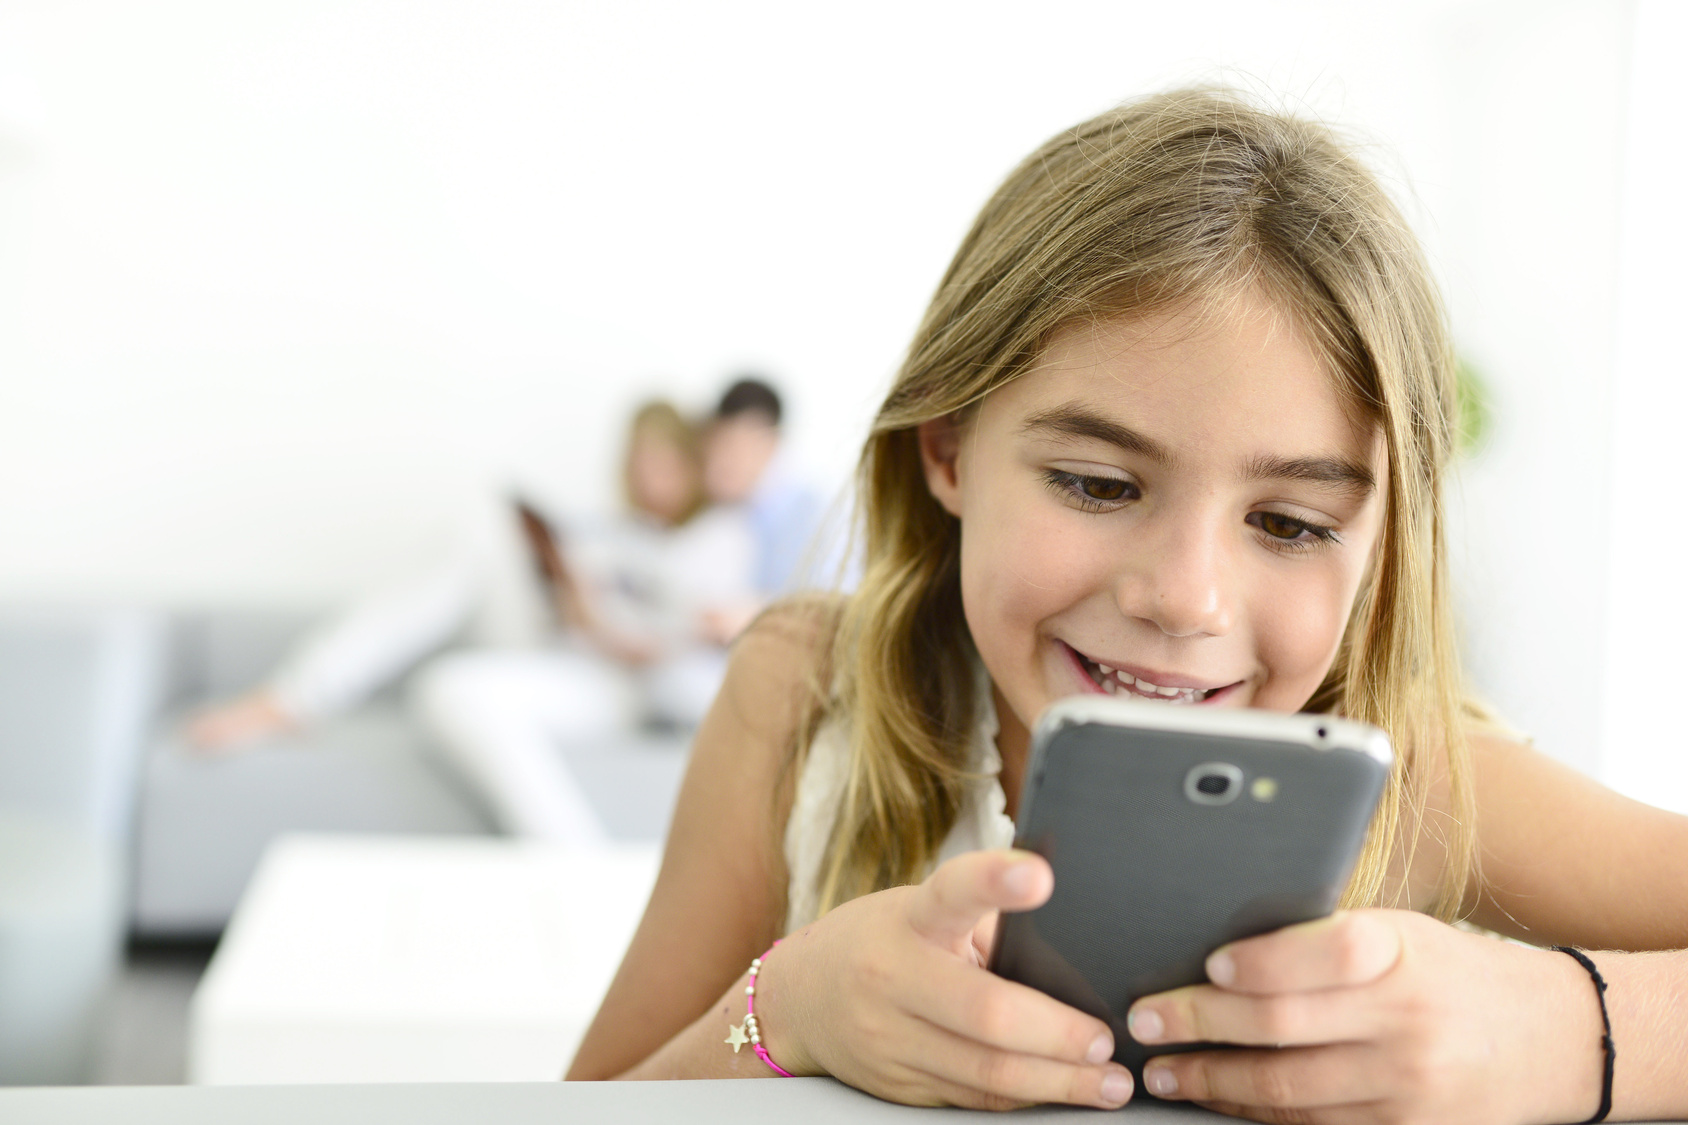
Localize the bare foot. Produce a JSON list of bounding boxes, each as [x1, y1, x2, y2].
[[185, 690, 296, 753]]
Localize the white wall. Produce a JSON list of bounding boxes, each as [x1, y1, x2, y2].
[[0, 1, 1661, 788], [1600, 0, 1688, 813], [1435, 2, 1633, 779]]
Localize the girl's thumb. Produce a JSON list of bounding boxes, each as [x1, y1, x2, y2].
[[906, 849, 1052, 946]]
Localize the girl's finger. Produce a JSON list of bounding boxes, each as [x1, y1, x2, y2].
[[906, 1019, 1135, 1111], [902, 948, 1115, 1063], [968, 909, 999, 963], [1142, 1043, 1384, 1111], [905, 849, 1052, 948], [1203, 910, 1402, 996], [1128, 979, 1380, 1049]]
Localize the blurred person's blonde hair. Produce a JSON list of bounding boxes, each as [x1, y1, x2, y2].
[[624, 400, 706, 525], [808, 87, 1477, 923]]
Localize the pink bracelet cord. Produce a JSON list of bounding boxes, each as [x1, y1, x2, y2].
[[744, 940, 794, 1077]]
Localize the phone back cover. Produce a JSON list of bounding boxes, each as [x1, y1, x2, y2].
[[989, 720, 1386, 1073]]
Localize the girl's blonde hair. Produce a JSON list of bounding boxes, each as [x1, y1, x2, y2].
[[813, 87, 1475, 922]]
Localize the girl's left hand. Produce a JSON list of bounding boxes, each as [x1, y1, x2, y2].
[[1125, 909, 1606, 1125]]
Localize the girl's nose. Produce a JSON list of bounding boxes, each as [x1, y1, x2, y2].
[[1113, 520, 1235, 639]]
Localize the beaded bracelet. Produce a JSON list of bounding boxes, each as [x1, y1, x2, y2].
[[1552, 946, 1615, 1124], [724, 939, 794, 1077]]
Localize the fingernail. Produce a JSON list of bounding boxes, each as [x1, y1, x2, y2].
[[1206, 949, 1235, 986], [1001, 861, 1036, 896], [1100, 1070, 1133, 1105], [1085, 1033, 1113, 1064], [1145, 1066, 1178, 1098], [1126, 1007, 1163, 1043]]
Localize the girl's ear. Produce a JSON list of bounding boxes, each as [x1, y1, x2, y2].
[[918, 414, 965, 518]]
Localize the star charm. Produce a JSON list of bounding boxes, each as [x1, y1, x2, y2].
[[724, 1020, 750, 1053]]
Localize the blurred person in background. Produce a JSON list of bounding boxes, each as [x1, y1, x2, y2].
[[187, 399, 755, 843], [698, 376, 832, 643]]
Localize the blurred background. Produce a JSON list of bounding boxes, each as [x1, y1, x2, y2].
[[0, 0, 1682, 1092]]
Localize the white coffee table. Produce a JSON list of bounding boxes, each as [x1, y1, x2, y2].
[[188, 834, 660, 1084]]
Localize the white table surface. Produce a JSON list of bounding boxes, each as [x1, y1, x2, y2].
[[4, 1078, 1683, 1124], [0, 1078, 1231, 1123], [3, 1079, 1683, 1124], [190, 834, 662, 1083]]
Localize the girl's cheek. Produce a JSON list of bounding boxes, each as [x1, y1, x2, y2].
[[1002, 507, 1099, 595], [1250, 565, 1358, 709], [962, 492, 1098, 649]]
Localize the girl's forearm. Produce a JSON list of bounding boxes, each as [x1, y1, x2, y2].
[[1600, 948, 1688, 1121], [605, 970, 785, 1081]]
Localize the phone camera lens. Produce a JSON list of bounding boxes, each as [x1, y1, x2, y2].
[[1184, 763, 1244, 806]]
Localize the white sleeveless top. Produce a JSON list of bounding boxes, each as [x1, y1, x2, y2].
[[783, 678, 1018, 933]]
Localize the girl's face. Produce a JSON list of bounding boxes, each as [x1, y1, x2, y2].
[[919, 287, 1385, 736]]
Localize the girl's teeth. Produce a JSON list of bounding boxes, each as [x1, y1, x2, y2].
[[1085, 655, 1208, 703]]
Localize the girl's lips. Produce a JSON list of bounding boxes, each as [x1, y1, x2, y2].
[[1057, 640, 1242, 705]]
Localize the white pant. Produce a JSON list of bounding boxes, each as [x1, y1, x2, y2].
[[410, 646, 726, 843]]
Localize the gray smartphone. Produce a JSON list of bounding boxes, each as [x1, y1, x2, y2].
[[986, 697, 1391, 1077]]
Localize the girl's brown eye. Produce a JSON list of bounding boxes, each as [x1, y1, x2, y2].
[[1082, 477, 1128, 501], [1257, 512, 1305, 539]]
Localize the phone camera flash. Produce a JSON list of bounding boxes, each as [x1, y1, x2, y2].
[[1250, 777, 1279, 802]]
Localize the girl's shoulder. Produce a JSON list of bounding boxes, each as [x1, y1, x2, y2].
[[731, 594, 846, 679], [742, 591, 846, 645], [710, 593, 845, 742]]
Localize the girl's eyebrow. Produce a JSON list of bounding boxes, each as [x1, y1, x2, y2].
[[1242, 453, 1376, 497], [1019, 405, 1175, 465], [1020, 403, 1375, 498]]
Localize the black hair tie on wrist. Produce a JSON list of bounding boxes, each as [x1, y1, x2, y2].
[[1552, 946, 1615, 1124]]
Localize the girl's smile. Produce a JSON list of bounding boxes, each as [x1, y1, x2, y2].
[[1057, 639, 1243, 705], [919, 287, 1387, 766]]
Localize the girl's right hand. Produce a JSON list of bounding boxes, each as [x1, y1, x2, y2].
[[759, 848, 1136, 1111]]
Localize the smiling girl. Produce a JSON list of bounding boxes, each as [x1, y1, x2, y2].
[[566, 88, 1688, 1123]]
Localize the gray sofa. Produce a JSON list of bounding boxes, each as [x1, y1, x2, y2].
[[0, 601, 692, 1083], [0, 604, 690, 945], [131, 608, 691, 937], [0, 602, 694, 1085], [0, 606, 162, 1082], [131, 609, 495, 936]]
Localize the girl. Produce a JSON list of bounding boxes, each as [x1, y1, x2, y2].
[[566, 89, 1688, 1122]]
